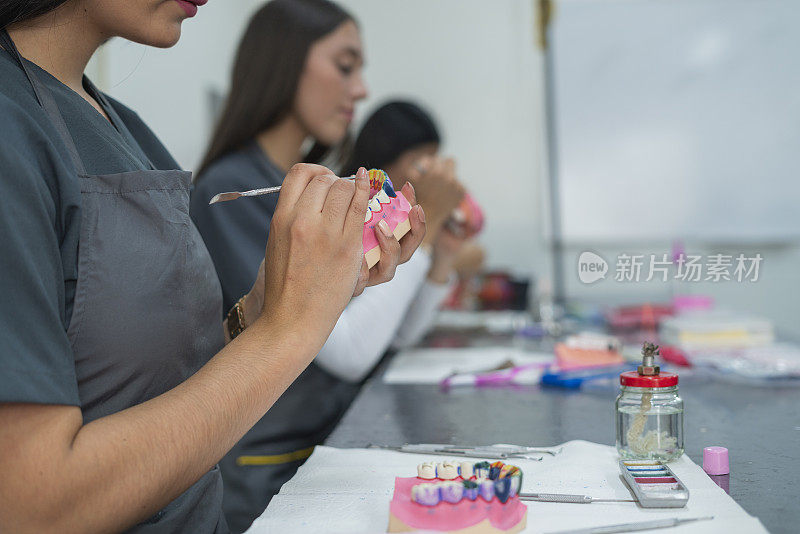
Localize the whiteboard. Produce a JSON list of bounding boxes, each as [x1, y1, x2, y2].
[[552, 0, 800, 242]]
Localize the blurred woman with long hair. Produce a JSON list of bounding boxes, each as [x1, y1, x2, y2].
[[191, 1, 463, 530]]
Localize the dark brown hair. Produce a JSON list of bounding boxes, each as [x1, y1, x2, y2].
[[196, 0, 354, 178], [341, 100, 441, 177], [1, 0, 70, 28]]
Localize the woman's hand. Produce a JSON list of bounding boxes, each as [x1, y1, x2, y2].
[[427, 226, 470, 284], [244, 171, 427, 311], [253, 164, 369, 348], [404, 156, 466, 246]]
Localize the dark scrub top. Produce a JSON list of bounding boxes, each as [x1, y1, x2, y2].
[[191, 142, 282, 312], [0, 48, 227, 532], [191, 143, 359, 533]]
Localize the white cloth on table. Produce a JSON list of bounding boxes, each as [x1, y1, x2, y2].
[[247, 440, 766, 534]]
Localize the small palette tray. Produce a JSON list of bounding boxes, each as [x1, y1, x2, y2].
[[619, 459, 689, 508]]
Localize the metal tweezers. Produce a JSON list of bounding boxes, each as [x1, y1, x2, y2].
[[366, 443, 564, 460]]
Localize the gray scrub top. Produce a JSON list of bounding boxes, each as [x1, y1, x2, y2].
[[0, 48, 180, 405], [0, 47, 227, 532]]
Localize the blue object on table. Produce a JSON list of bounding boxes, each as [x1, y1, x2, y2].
[[541, 365, 635, 389]]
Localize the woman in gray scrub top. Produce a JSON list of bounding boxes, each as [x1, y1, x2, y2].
[[0, 1, 425, 533]]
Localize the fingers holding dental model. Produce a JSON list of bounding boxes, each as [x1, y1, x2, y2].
[[397, 182, 426, 264], [261, 164, 367, 346], [361, 169, 426, 285]]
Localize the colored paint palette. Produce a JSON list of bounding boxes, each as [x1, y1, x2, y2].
[[619, 460, 689, 508]]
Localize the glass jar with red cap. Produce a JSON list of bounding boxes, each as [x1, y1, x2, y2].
[[616, 342, 684, 461]]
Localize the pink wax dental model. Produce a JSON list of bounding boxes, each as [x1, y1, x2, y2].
[[388, 459, 527, 533], [363, 169, 412, 268]]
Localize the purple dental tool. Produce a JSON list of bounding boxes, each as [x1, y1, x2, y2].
[[440, 361, 550, 389]]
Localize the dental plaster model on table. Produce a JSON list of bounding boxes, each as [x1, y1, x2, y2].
[[388, 460, 528, 533]]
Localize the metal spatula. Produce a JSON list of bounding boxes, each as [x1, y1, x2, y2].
[[208, 175, 357, 205], [208, 185, 283, 204]]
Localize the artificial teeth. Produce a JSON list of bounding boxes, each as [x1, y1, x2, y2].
[[473, 461, 491, 479], [489, 461, 504, 480], [411, 460, 523, 506], [440, 481, 464, 503], [508, 472, 522, 497], [478, 478, 495, 502], [462, 479, 479, 500], [498, 464, 515, 478], [494, 477, 512, 503], [411, 483, 440, 506], [417, 462, 436, 480], [458, 461, 474, 479], [437, 461, 459, 480]]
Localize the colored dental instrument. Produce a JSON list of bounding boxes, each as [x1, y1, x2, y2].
[[440, 361, 550, 388]]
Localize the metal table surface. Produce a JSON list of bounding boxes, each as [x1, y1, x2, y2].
[[326, 332, 800, 534]]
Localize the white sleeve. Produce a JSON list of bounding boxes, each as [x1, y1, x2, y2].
[[390, 275, 456, 350], [313, 250, 431, 383]]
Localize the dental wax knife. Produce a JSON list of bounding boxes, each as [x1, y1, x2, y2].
[[367, 443, 562, 459], [208, 175, 356, 204], [518, 493, 636, 504]]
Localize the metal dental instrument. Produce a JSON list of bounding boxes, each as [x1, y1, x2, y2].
[[445, 444, 564, 457], [366, 443, 563, 460], [518, 493, 636, 504], [209, 185, 283, 204], [208, 175, 357, 204], [367, 444, 526, 460], [544, 516, 714, 534]]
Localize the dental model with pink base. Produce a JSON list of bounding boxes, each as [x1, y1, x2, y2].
[[363, 169, 413, 268], [388, 460, 528, 534]]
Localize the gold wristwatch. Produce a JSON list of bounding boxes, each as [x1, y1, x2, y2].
[[226, 295, 247, 340]]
